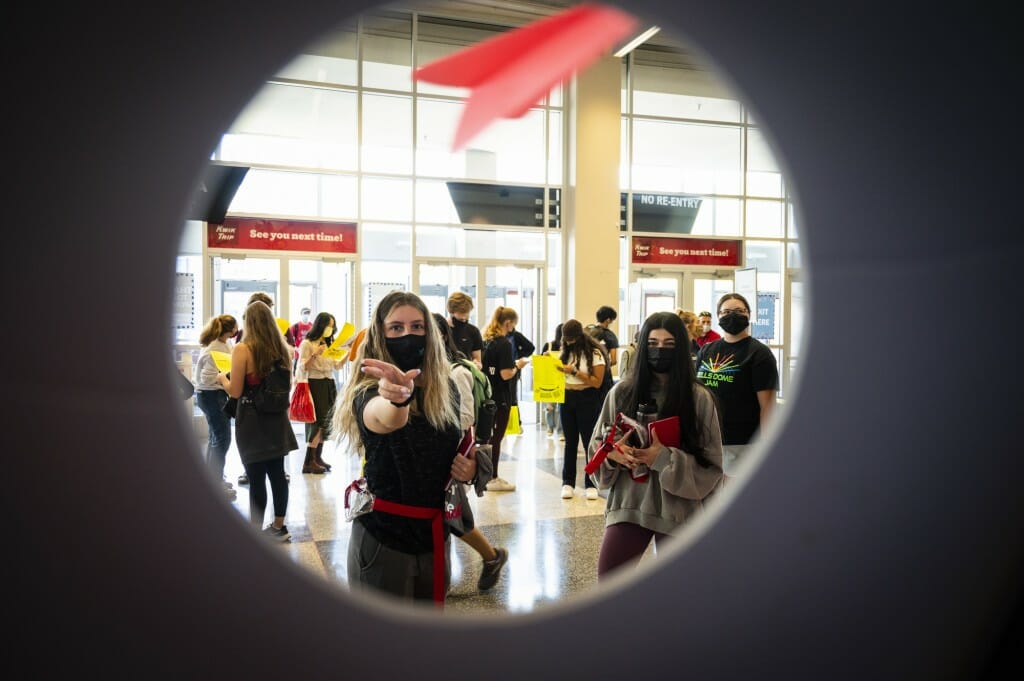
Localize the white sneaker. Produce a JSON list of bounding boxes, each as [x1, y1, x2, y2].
[[486, 477, 516, 492], [585, 487, 599, 500], [561, 484, 574, 499]]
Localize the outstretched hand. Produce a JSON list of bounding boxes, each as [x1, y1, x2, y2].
[[361, 358, 420, 403]]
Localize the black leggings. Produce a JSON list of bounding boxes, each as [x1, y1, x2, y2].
[[560, 388, 601, 488], [243, 457, 288, 526]]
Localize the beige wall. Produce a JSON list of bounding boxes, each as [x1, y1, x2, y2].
[[564, 54, 621, 328]]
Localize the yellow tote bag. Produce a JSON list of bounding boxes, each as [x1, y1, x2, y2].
[[505, 405, 522, 435], [531, 354, 565, 403]]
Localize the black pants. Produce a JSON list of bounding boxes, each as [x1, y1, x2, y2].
[[560, 388, 601, 489], [243, 457, 288, 526]]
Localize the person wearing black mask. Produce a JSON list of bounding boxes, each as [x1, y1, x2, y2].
[[446, 291, 484, 368], [589, 311, 723, 578], [694, 293, 779, 478], [331, 291, 476, 604]]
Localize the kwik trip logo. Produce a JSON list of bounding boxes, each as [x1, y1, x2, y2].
[[633, 242, 651, 258], [214, 224, 238, 243]]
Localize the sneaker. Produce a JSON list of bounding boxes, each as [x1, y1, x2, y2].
[[485, 477, 516, 492], [561, 484, 575, 499], [585, 487, 599, 500], [237, 474, 249, 486], [546, 428, 554, 436], [478, 547, 508, 592], [558, 435, 565, 442], [262, 524, 291, 542]]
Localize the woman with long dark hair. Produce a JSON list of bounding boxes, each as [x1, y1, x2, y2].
[[589, 311, 723, 578], [555, 318, 609, 500], [297, 311, 346, 474]]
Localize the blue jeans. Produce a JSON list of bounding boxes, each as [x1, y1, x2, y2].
[[196, 389, 232, 479]]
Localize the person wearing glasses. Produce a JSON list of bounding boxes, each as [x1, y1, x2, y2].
[[695, 293, 779, 479]]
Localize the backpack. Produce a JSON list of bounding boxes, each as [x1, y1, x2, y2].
[[453, 358, 497, 443], [248, 362, 292, 413]]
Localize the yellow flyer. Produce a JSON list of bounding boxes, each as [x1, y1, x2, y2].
[[210, 350, 232, 372], [276, 317, 290, 335], [532, 354, 565, 403], [323, 321, 356, 360]]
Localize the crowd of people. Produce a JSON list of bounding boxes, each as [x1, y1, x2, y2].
[[188, 289, 778, 603]]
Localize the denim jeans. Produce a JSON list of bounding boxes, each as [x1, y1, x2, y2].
[[196, 389, 232, 479]]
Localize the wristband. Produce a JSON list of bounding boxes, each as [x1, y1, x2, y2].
[[389, 393, 414, 408]]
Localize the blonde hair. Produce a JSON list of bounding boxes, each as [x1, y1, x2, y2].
[[446, 291, 474, 315], [199, 314, 236, 346], [332, 291, 458, 454], [483, 306, 518, 341]]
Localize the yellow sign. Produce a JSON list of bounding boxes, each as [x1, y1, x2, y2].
[[323, 321, 356, 360], [210, 350, 232, 373], [276, 317, 290, 335], [532, 354, 565, 403], [505, 405, 522, 435]]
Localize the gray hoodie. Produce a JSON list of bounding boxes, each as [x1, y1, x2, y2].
[[589, 382, 724, 535]]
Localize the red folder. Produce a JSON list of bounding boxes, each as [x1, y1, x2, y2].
[[648, 416, 680, 448]]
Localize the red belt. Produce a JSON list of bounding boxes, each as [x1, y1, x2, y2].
[[371, 497, 446, 606]]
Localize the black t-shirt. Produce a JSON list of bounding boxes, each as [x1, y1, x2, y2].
[[695, 336, 779, 445], [482, 336, 515, 407], [450, 319, 483, 361], [355, 384, 461, 554], [587, 324, 619, 353]]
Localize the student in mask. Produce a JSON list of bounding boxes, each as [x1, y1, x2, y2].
[[590, 311, 723, 578], [289, 307, 314, 360], [331, 291, 476, 604], [481, 306, 528, 492], [555, 318, 609, 500], [446, 291, 483, 368], [694, 310, 722, 348], [695, 293, 779, 478], [297, 312, 346, 474]]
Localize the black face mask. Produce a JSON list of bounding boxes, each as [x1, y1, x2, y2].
[[646, 347, 675, 374], [385, 334, 427, 372], [719, 312, 750, 335]]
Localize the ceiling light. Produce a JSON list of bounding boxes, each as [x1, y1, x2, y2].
[[613, 26, 661, 57]]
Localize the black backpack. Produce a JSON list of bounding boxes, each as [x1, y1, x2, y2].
[[248, 362, 291, 413], [453, 358, 497, 443]]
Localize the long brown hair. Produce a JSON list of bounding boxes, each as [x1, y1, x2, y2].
[[240, 301, 291, 378]]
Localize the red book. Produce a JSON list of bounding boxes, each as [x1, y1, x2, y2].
[[648, 416, 680, 448]]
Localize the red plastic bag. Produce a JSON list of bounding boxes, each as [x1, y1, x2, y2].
[[288, 380, 316, 423]]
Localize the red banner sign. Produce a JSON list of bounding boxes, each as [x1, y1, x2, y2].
[[631, 236, 742, 267], [208, 217, 357, 254]]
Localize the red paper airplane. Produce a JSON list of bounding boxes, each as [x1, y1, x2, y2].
[[414, 3, 638, 151]]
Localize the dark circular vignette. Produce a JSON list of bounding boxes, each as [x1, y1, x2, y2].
[[3, 1, 1021, 680]]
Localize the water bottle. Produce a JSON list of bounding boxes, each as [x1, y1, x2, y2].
[[633, 400, 658, 480]]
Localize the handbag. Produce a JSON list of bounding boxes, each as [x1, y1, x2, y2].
[[344, 477, 374, 522], [289, 380, 316, 423], [444, 481, 468, 534], [505, 404, 522, 435]]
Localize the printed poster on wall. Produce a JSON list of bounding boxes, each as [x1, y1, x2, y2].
[[173, 272, 194, 329], [208, 217, 357, 254]]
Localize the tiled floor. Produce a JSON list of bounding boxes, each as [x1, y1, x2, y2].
[[204, 405, 658, 615]]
